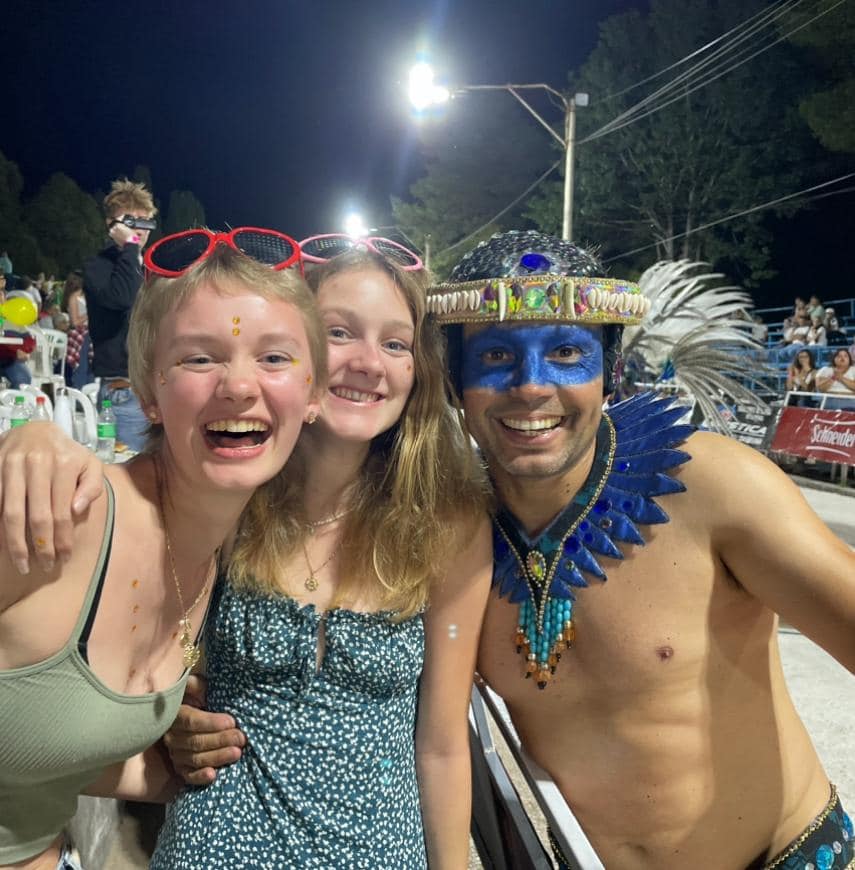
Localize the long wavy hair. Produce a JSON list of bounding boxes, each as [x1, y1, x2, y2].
[[229, 250, 490, 619]]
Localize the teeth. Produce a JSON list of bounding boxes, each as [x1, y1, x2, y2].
[[206, 419, 269, 433], [502, 416, 563, 432], [331, 387, 381, 403]]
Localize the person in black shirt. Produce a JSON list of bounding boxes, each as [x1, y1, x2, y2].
[[83, 179, 157, 451]]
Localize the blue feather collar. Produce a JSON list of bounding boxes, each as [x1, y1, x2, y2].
[[491, 393, 693, 689]]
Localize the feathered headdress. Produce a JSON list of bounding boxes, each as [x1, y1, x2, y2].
[[622, 260, 769, 432]]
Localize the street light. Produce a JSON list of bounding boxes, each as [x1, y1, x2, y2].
[[408, 63, 587, 241], [339, 209, 431, 267], [342, 211, 370, 237]]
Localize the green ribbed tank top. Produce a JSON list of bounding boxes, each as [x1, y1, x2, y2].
[[0, 480, 192, 864]]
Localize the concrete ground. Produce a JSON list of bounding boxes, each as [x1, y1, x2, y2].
[[100, 481, 854, 869]]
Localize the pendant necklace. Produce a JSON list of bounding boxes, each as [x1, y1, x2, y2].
[[301, 539, 338, 591], [156, 465, 216, 669]]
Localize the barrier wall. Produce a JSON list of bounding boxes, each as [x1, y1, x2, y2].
[[771, 406, 855, 465]]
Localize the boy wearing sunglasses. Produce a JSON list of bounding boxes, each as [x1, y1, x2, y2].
[[83, 178, 157, 452]]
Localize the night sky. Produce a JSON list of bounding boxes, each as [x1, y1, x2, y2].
[[2, 0, 640, 237], [1, 0, 849, 309]]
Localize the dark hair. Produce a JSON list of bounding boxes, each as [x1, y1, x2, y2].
[[793, 348, 816, 370]]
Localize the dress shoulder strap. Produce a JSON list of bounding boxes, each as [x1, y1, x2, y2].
[[72, 478, 116, 657]]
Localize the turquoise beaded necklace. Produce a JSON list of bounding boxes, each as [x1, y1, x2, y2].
[[492, 415, 616, 689]]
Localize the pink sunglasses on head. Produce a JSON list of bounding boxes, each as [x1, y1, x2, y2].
[[299, 234, 423, 271]]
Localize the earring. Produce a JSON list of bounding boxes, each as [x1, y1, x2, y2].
[[147, 409, 159, 422], [306, 411, 318, 425], [158, 371, 167, 386]]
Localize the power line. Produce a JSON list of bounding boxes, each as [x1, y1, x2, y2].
[[603, 173, 855, 263], [585, 0, 805, 141], [582, 0, 845, 144], [601, 0, 800, 101], [436, 160, 561, 259]]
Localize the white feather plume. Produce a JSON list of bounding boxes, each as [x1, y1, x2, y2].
[[622, 260, 769, 434]]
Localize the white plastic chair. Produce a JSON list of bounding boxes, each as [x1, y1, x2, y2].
[[43, 328, 69, 381], [25, 326, 64, 392]]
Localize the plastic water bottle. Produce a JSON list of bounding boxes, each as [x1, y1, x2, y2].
[[9, 395, 31, 428], [52, 388, 74, 439], [33, 395, 51, 421], [96, 399, 117, 462]]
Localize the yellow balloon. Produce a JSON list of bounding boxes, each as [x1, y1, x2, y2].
[[1, 297, 39, 327]]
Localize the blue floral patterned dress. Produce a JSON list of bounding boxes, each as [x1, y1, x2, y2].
[[151, 583, 427, 869]]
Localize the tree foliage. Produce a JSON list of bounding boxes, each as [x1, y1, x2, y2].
[[392, 93, 553, 277], [164, 190, 207, 235], [0, 151, 41, 274], [525, 0, 821, 285], [0, 154, 206, 277], [785, 0, 855, 153], [23, 174, 104, 277]]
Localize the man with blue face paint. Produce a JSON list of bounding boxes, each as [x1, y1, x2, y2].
[[430, 231, 855, 870]]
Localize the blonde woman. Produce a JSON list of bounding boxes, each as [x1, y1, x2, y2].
[[0, 228, 325, 869], [0, 239, 493, 868]]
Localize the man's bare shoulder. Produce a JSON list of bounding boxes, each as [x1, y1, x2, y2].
[[675, 430, 799, 515]]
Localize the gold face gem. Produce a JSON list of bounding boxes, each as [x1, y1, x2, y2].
[[232, 327, 240, 335], [232, 316, 240, 324]]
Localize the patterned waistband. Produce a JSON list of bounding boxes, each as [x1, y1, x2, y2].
[[763, 784, 854, 870], [547, 785, 854, 870]]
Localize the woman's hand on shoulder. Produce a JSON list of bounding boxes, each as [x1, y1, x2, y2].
[[0, 421, 104, 573]]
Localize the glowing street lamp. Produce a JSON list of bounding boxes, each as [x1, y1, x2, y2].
[[408, 62, 450, 112], [342, 211, 370, 238], [408, 62, 587, 241]]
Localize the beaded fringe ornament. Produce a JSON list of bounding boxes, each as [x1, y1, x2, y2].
[[492, 393, 693, 689]]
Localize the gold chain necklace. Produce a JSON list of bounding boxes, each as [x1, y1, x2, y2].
[[155, 465, 216, 669], [300, 538, 337, 591]]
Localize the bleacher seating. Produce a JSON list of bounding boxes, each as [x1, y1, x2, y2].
[[752, 296, 854, 395]]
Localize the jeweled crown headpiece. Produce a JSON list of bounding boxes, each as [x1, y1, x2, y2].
[[427, 230, 649, 326]]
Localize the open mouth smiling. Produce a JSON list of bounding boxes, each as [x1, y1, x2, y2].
[[204, 418, 271, 448], [499, 415, 565, 436], [330, 387, 383, 403]]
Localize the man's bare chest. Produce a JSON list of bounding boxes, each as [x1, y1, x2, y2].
[[477, 521, 730, 701]]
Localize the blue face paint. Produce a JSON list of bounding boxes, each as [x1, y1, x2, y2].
[[462, 324, 603, 392]]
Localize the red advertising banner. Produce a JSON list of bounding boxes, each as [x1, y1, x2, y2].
[[770, 406, 855, 464]]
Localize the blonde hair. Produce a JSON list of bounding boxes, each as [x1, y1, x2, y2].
[[103, 179, 156, 219], [127, 245, 328, 452], [229, 249, 489, 619]]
